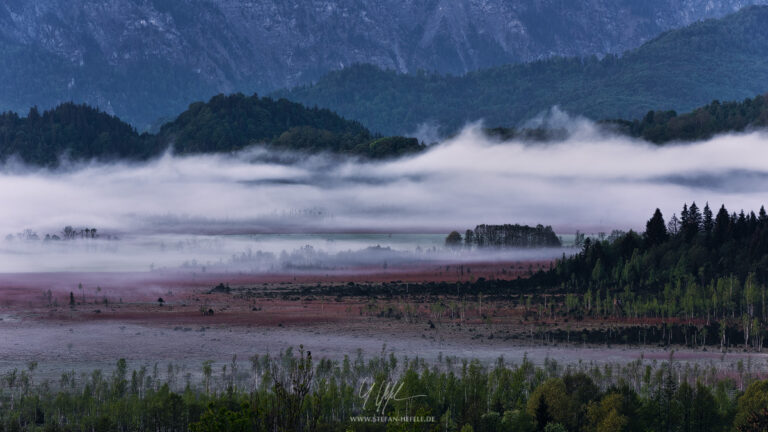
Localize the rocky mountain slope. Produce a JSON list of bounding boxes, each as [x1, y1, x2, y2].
[[277, 6, 768, 135], [1, 0, 765, 129]]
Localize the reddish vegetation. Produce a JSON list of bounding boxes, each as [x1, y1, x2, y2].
[[0, 258, 710, 334], [0, 259, 550, 306], [1, 259, 748, 356], [3, 261, 768, 372]]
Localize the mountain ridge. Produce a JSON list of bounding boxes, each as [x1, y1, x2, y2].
[[276, 5, 768, 135]]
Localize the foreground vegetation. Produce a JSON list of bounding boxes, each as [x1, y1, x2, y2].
[[1, 348, 767, 432]]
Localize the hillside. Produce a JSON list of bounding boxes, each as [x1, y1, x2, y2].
[[2, 0, 766, 130], [0, 95, 422, 166], [277, 6, 768, 135], [607, 94, 768, 143], [490, 93, 768, 144]]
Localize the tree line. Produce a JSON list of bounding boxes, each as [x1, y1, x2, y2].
[[503, 203, 768, 349], [482, 93, 768, 145], [0, 94, 423, 167], [606, 94, 768, 144], [5, 226, 102, 242], [3, 86, 768, 168], [446, 224, 561, 248]]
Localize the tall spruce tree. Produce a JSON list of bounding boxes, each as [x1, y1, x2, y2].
[[703, 202, 714, 235], [645, 208, 668, 247], [714, 205, 731, 244]]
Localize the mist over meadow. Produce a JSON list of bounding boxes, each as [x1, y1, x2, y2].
[[2, 114, 768, 272]]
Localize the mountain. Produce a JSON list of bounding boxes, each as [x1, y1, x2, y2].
[[277, 6, 768, 135], [2, 1, 767, 130], [0, 95, 422, 166]]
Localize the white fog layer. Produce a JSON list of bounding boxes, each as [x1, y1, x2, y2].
[[2, 120, 768, 272]]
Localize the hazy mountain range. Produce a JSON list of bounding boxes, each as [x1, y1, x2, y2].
[[278, 6, 768, 135], [2, 0, 767, 130]]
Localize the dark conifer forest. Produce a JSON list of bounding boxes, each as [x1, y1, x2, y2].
[[5, 90, 768, 167], [607, 94, 768, 143], [447, 224, 561, 248], [0, 94, 423, 166]]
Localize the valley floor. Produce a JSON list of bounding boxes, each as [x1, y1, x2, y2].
[[1, 263, 766, 384]]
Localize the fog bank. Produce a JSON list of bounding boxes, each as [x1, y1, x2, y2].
[[2, 117, 768, 271], [2, 121, 767, 234]]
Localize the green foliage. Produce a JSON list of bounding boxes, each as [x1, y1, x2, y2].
[[276, 6, 768, 135], [0, 103, 150, 166], [0, 352, 761, 432], [0, 94, 423, 166], [607, 94, 768, 143], [509, 202, 768, 349], [463, 224, 561, 248], [191, 403, 256, 432], [734, 380, 768, 431]]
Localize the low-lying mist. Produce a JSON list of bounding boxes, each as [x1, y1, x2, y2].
[[2, 112, 768, 272]]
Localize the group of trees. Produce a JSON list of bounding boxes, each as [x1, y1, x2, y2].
[[447, 225, 561, 248], [544, 202, 768, 292], [0, 103, 151, 166], [1, 348, 767, 432], [483, 93, 768, 146], [155, 93, 422, 159], [0, 94, 423, 167], [607, 94, 768, 143], [5, 226, 99, 242], [510, 202, 768, 349]]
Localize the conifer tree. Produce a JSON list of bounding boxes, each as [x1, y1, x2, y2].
[[645, 208, 668, 247]]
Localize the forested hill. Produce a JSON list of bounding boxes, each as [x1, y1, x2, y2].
[[0, 95, 423, 166], [4, 89, 768, 167], [275, 6, 768, 135], [606, 93, 768, 143], [489, 93, 768, 144], [0, 103, 150, 165]]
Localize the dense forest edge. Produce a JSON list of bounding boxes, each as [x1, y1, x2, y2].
[[0, 94, 423, 166], [475, 203, 767, 349]]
